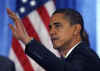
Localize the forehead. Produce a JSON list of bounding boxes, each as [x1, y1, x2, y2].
[[50, 13, 69, 25], [51, 13, 65, 21]]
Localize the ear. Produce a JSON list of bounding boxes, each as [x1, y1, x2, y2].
[[73, 24, 81, 35]]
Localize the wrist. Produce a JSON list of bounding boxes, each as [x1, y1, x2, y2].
[[23, 37, 33, 44]]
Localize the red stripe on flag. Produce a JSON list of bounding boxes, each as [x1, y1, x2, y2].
[[12, 37, 34, 71], [22, 16, 40, 41], [37, 6, 50, 31]]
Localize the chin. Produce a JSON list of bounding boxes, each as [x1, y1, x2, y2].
[[53, 44, 61, 49]]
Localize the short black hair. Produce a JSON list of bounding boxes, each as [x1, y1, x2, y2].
[[53, 8, 84, 25]]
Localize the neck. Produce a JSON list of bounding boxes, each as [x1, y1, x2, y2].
[[58, 36, 81, 57]]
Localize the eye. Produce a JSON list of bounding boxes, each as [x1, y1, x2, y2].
[[54, 22, 62, 28]]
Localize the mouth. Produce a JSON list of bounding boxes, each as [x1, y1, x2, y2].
[[51, 37, 58, 43]]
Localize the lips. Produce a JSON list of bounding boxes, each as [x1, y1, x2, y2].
[[51, 37, 58, 42]]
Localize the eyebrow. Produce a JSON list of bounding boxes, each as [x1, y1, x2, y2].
[[49, 22, 61, 27], [54, 22, 60, 25], [53, 22, 60, 25]]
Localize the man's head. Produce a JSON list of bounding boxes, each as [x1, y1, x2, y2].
[[49, 9, 89, 51]]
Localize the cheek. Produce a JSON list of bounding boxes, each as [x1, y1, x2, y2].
[[52, 34, 65, 48], [59, 30, 74, 43], [53, 33, 68, 47]]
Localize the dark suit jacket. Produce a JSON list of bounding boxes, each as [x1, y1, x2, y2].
[[25, 39, 100, 71], [0, 56, 15, 71]]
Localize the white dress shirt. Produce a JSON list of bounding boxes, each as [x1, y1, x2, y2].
[[64, 42, 81, 58]]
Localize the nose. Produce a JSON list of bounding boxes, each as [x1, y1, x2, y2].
[[49, 26, 56, 36]]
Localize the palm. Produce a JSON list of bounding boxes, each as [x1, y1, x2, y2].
[[7, 8, 31, 44]]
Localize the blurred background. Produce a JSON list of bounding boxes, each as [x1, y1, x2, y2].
[[0, 0, 100, 71]]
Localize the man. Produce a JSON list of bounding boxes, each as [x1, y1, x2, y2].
[[0, 56, 15, 71], [7, 8, 100, 71]]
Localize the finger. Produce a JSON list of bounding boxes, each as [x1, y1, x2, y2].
[[7, 8, 20, 29], [20, 23, 26, 33], [7, 8, 18, 21], [9, 24, 16, 35], [7, 8, 22, 30], [7, 8, 16, 18]]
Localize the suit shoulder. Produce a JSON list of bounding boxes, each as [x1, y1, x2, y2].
[[71, 42, 100, 62]]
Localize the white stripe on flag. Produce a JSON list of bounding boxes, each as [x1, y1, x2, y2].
[[28, 10, 52, 48], [9, 48, 24, 71], [45, 0, 56, 16]]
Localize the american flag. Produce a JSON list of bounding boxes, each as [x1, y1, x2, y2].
[[9, 0, 60, 71]]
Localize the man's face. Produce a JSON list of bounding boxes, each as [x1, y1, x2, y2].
[[49, 13, 75, 49]]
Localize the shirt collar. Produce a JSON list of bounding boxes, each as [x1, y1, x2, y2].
[[64, 41, 81, 58]]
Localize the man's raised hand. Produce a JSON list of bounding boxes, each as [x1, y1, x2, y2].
[[7, 8, 32, 44]]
